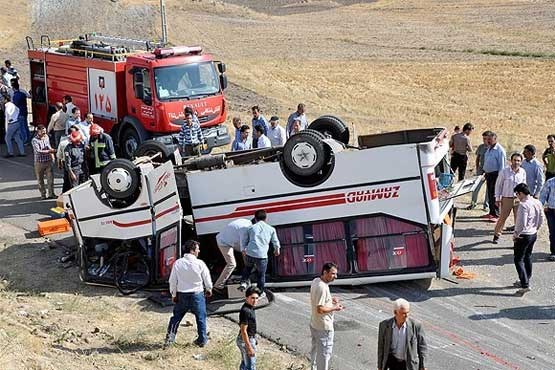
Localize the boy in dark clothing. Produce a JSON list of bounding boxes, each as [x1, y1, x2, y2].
[[237, 286, 261, 370]]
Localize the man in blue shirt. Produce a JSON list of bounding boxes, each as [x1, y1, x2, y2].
[[179, 109, 204, 156], [251, 106, 269, 149], [232, 117, 242, 144], [539, 177, 555, 261], [521, 145, 544, 198], [240, 210, 280, 298], [482, 131, 506, 219], [11, 79, 30, 144]]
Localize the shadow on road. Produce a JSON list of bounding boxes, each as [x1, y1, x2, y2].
[[468, 305, 555, 321]]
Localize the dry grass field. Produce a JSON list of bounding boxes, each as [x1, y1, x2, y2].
[[1, 0, 555, 369]]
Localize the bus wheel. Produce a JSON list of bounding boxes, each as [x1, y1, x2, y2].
[[100, 159, 140, 201], [283, 129, 327, 176], [308, 115, 350, 144], [134, 140, 173, 164]]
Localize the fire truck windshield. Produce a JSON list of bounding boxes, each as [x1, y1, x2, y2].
[[154, 62, 220, 101]]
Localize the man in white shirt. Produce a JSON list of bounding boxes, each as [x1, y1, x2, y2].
[[77, 112, 93, 143], [513, 183, 543, 296], [287, 103, 308, 138], [267, 116, 287, 147], [310, 262, 344, 370], [254, 125, 271, 149], [493, 153, 527, 244], [165, 240, 213, 347], [214, 218, 253, 290], [4, 94, 24, 157]]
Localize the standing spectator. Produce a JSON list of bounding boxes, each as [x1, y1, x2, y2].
[[78, 112, 93, 143], [539, 176, 555, 261], [66, 107, 82, 134], [483, 131, 506, 220], [89, 124, 116, 175], [290, 118, 302, 136], [287, 103, 308, 138], [542, 135, 555, 180], [62, 95, 75, 130], [449, 122, 474, 181], [521, 145, 544, 199], [4, 94, 25, 157], [0, 67, 14, 86], [165, 240, 213, 347], [179, 109, 204, 156], [493, 153, 526, 244], [64, 130, 87, 188], [231, 125, 252, 152], [10, 79, 30, 144], [254, 125, 271, 149], [267, 116, 287, 147], [0, 86, 9, 144], [214, 218, 252, 291], [512, 183, 543, 296], [4, 60, 20, 80], [47, 102, 68, 148], [377, 298, 428, 370], [31, 125, 56, 199], [57, 126, 79, 193], [232, 116, 243, 144], [240, 210, 280, 297], [467, 131, 489, 210], [310, 262, 344, 370], [251, 106, 269, 148], [236, 286, 261, 370]]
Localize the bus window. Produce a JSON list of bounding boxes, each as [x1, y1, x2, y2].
[[276, 221, 348, 277], [352, 216, 430, 273]]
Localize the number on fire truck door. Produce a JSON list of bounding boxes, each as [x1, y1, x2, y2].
[[87, 68, 118, 119]]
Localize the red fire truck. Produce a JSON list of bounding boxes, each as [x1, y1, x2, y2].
[[26, 34, 229, 158]]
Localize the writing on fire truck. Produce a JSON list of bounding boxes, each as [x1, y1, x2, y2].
[[26, 33, 229, 159]]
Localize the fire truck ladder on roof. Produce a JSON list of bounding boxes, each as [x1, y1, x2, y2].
[[86, 34, 160, 51]]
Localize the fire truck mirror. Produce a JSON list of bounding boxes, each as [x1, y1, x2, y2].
[[217, 62, 226, 74], [219, 74, 228, 90]]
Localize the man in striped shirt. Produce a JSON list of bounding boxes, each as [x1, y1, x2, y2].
[[31, 125, 56, 199], [179, 109, 204, 156]]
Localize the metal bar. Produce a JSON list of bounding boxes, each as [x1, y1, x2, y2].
[[160, 0, 168, 46]]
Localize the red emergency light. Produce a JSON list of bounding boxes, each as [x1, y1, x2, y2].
[[153, 46, 203, 58]]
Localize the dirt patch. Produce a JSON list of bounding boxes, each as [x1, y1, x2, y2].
[[0, 222, 307, 370]]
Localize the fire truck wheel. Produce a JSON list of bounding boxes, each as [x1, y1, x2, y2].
[[121, 127, 142, 159], [100, 159, 140, 201], [308, 115, 350, 145], [283, 129, 327, 176], [134, 140, 172, 163]]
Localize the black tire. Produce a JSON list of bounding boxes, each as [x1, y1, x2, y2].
[[100, 159, 140, 200], [120, 126, 142, 159], [308, 115, 350, 144], [283, 129, 327, 176], [134, 140, 172, 163], [416, 277, 434, 290]]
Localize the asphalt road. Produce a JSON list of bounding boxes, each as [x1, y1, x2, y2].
[[1, 148, 554, 370]]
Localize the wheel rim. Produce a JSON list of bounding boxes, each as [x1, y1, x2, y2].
[[291, 142, 318, 169], [125, 136, 139, 158], [106, 168, 133, 193]]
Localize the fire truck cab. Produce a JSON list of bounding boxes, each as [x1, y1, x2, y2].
[[26, 34, 229, 158]]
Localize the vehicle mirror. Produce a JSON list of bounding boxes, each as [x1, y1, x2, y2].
[[217, 62, 226, 74], [219, 74, 228, 90]]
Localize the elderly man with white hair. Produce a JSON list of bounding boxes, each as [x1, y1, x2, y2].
[[377, 298, 427, 370]]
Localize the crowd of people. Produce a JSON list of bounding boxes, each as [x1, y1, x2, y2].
[[165, 209, 427, 370], [450, 124, 555, 296]]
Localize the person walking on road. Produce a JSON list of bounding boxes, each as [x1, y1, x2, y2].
[[310, 262, 344, 370], [521, 145, 544, 199], [31, 125, 56, 199], [4, 94, 25, 157], [512, 183, 543, 296], [493, 153, 526, 244], [449, 122, 474, 181], [240, 210, 280, 298], [467, 131, 489, 210], [539, 175, 555, 261], [542, 134, 555, 181], [165, 240, 213, 348], [237, 286, 262, 370], [214, 218, 253, 291], [377, 298, 428, 370], [483, 131, 506, 220]]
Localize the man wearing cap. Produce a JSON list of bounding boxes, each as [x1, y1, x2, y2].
[[89, 123, 116, 175], [64, 130, 87, 188], [31, 125, 56, 199], [286, 103, 308, 138], [267, 116, 287, 147]]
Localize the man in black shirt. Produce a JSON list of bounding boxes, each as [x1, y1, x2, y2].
[[237, 286, 261, 370]]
